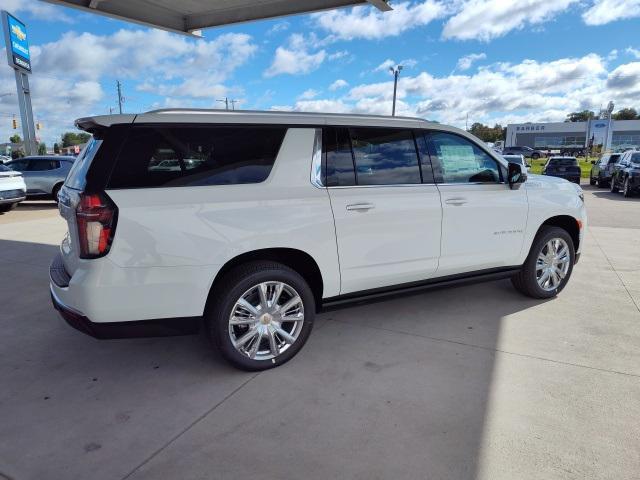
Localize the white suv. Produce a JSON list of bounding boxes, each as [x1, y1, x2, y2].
[[50, 110, 586, 370]]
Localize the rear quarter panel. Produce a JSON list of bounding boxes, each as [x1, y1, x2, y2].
[[105, 128, 340, 299]]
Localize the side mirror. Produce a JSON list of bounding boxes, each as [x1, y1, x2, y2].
[[508, 162, 527, 190]]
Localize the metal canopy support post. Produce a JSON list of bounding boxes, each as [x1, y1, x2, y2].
[[14, 69, 36, 155]]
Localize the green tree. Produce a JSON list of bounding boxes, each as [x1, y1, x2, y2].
[[38, 142, 47, 155], [53, 142, 60, 154], [9, 134, 21, 143], [565, 110, 595, 122], [61, 132, 91, 148], [612, 108, 638, 120], [469, 122, 505, 143]]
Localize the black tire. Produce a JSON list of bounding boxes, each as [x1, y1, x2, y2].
[[52, 183, 63, 203], [623, 177, 632, 198], [589, 175, 596, 186], [610, 176, 619, 193], [511, 226, 575, 299], [205, 261, 315, 371], [0, 203, 17, 213]]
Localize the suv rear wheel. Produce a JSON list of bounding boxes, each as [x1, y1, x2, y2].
[[206, 261, 315, 371], [511, 226, 575, 299]]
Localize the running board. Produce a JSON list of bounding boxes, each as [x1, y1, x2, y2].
[[321, 266, 522, 311]]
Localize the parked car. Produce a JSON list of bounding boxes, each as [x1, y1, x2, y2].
[[6, 155, 75, 201], [502, 146, 544, 159], [502, 154, 530, 170], [542, 156, 581, 184], [610, 150, 640, 197], [0, 164, 26, 213], [589, 153, 620, 187], [560, 148, 586, 157], [50, 110, 586, 371]]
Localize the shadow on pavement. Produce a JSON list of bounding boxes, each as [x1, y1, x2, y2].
[[0, 237, 550, 480]]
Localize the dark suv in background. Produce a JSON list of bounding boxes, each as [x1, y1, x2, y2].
[[542, 156, 581, 184], [502, 146, 544, 159], [590, 153, 621, 187], [610, 150, 640, 197]]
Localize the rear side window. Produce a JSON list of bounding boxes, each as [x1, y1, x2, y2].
[[65, 138, 102, 190], [350, 128, 421, 185], [27, 159, 59, 171], [107, 126, 286, 189], [323, 127, 356, 187], [323, 127, 428, 186], [609, 155, 620, 164]]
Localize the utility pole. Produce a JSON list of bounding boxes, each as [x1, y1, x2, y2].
[[230, 99, 239, 110], [389, 65, 403, 117], [116, 80, 123, 114], [217, 97, 229, 110]]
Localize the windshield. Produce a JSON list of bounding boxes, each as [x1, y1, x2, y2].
[[65, 137, 102, 190], [631, 153, 640, 164]]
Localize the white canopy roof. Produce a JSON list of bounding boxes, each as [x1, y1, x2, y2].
[[42, 0, 391, 36]]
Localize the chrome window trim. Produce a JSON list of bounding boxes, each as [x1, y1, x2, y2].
[[310, 128, 324, 188]]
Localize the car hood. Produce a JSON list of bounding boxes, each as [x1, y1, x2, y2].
[[525, 173, 582, 194]]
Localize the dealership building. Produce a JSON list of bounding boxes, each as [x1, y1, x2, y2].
[[505, 119, 640, 152]]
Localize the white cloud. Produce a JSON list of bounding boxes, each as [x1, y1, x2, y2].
[[272, 53, 640, 130], [0, 0, 73, 22], [607, 62, 640, 90], [443, 0, 579, 41], [264, 34, 326, 77], [582, 0, 640, 25], [0, 29, 256, 144], [329, 79, 349, 91], [313, 1, 447, 40], [328, 50, 350, 61], [297, 89, 320, 100], [456, 53, 487, 71], [374, 59, 396, 72], [374, 58, 418, 73], [625, 47, 640, 59], [267, 21, 290, 35]]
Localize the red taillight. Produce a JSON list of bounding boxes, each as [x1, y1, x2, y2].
[[76, 192, 117, 259]]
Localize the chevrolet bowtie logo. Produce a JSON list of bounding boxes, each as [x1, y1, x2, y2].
[[11, 24, 27, 41]]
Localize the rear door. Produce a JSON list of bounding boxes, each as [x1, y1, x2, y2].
[[425, 130, 528, 275], [326, 126, 442, 294]]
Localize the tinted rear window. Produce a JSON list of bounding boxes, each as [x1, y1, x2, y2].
[[350, 128, 421, 185], [631, 153, 640, 164], [549, 158, 578, 166], [107, 126, 286, 189], [65, 138, 102, 190]]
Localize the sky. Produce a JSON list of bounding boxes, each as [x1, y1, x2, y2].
[[0, 0, 640, 146]]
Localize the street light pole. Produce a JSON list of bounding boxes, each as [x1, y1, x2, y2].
[[389, 65, 403, 117]]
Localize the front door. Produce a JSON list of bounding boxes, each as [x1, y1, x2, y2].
[[424, 130, 528, 276]]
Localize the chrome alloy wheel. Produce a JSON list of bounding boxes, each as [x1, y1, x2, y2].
[[228, 282, 304, 361], [536, 238, 571, 291]]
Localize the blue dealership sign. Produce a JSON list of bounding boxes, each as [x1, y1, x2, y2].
[[2, 11, 31, 73]]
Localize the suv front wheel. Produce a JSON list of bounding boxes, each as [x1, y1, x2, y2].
[[511, 226, 575, 299], [206, 261, 315, 371]]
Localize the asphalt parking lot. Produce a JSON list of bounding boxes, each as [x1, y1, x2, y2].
[[1, 186, 639, 480]]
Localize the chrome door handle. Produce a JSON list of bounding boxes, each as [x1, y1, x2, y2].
[[445, 197, 468, 206], [346, 203, 375, 211]]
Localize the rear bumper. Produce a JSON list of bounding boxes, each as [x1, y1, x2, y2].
[[49, 253, 200, 339], [50, 286, 200, 339], [0, 189, 26, 205]]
